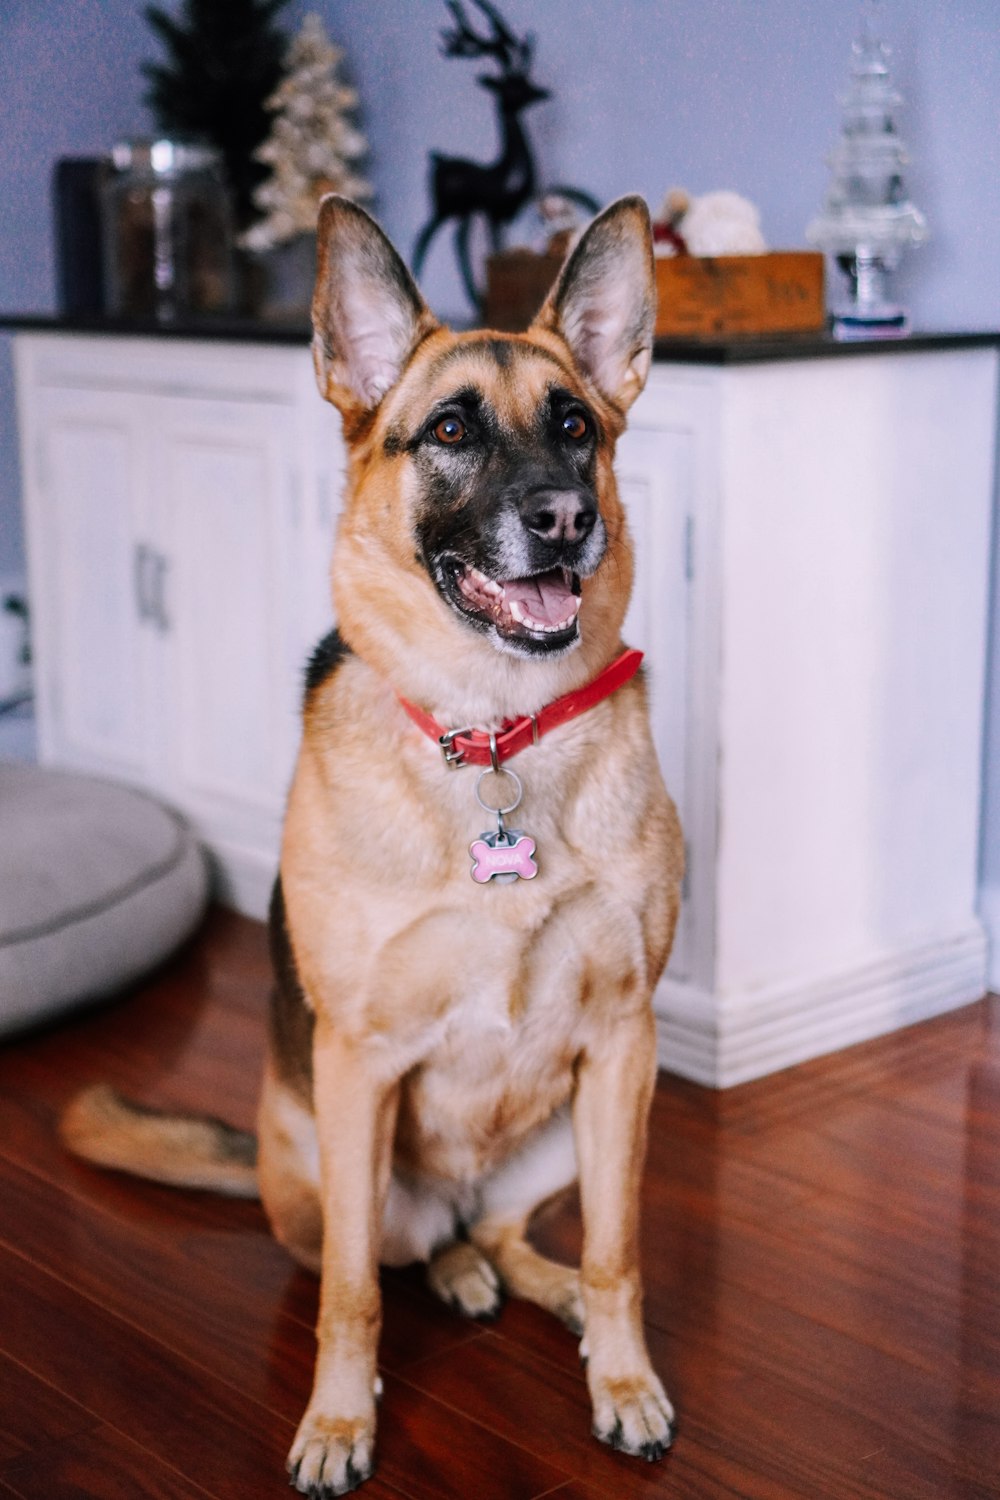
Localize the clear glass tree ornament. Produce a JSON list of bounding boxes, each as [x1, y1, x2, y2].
[[807, 2, 928, 335]]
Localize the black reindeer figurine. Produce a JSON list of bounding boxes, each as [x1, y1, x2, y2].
[[412, 0, 597, 314]]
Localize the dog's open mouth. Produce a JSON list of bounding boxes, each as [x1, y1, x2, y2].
[[442, 559, 582, 648]]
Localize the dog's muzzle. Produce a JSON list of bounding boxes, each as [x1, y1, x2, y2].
[[430, 482, 607, 655]]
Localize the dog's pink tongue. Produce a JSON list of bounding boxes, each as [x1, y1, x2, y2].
[[503, 570, 576, 626]]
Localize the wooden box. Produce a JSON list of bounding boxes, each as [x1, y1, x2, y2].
[[485, 250, 562, 332], [484, 248, 826, 339], [654, 251, 825, 337]]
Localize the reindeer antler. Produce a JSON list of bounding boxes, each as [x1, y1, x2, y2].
[[440, 0, 531, 74]]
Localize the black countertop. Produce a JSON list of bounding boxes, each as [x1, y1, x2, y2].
[[2, 312, 998, 365], [0, 311, 314, 346], [653, 328, 1000, 363]]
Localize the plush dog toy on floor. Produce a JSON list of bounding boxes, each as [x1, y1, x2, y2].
[[63, 193, 684, 1496]]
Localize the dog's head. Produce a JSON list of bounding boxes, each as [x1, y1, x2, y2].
[[312, 196, 655, 712]]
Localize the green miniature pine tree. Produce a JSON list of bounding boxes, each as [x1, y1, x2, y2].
[[142, 0, 292, 229]]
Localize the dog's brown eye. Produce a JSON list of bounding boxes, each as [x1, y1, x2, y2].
[[434, 416, 466, 444], [562, 411, 589, 440]]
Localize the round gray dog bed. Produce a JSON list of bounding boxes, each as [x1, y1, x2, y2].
[[0, 764, 209, 1037]]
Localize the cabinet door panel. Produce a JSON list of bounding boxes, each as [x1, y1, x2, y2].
[[616, 420, 692, 978], [33, 391, 148, 778], [151, 399, 299, 825]]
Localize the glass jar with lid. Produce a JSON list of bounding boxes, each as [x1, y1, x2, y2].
[[102, 139, 235, 319]]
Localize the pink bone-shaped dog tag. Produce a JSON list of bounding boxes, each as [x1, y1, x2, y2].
[[469, 834, 538, 883]]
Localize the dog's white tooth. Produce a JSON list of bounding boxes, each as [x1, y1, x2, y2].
[[509, 599, 528, 625], [469, 567, 502, 597]]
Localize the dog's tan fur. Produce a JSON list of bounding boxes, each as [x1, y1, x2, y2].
[[63, 195, 683, 1496]]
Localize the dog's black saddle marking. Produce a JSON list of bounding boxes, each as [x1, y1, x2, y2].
[[268, 878, 315, 1105], [304, 628, 351, 703]]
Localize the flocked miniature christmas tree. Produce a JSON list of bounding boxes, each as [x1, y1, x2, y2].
[[241, 13, 372, 252], [143, 0, 292, 231], [807, 1, 927, 328]]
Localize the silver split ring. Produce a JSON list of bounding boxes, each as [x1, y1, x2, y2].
[[474, 765, 523, 818]]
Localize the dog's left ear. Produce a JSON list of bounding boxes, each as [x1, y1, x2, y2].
[[312, 195, 439, 416], [533, 196, 656, 412]]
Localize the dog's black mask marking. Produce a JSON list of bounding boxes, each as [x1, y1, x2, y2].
[[410, 376, 606, 658]]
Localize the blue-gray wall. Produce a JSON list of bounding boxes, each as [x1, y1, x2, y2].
[[329, 0, 1000, 332], [0, 0, 151, 575], [2, 0, 999, 936]]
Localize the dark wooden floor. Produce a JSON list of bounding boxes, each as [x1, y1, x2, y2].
[[1, 908, 998, 1500]]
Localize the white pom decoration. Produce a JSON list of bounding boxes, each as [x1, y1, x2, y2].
[[678, 190, 767, 257]]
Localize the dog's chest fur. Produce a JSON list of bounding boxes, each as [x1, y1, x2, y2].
[[281, 653, 668, 1185]]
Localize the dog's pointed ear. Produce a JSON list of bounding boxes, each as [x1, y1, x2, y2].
[[312, 195, 439, 416], [533, 196, 656, 412]]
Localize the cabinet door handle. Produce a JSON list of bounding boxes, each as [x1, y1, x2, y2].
[[151, 551, 170, 633], [134, 543, 154, 622]]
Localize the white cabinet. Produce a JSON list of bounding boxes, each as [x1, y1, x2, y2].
[[148, 394, 309, 884], [617, 379, 715, 985], [13, 332, 998, 1086], [647, 346, 998, 1085], [16, 336, 339, 915], [27, 383, 150, 781]]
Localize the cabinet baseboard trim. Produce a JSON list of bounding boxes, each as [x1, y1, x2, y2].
[[978, 884, 1000, 993], [205, 838, 278, 922], [655, 922, 988, 1087]]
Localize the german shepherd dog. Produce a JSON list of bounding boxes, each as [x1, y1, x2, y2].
[[63, 194, 684, 1495]]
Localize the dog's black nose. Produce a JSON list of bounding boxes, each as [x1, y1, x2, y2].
[[520, 488, 597, 545]]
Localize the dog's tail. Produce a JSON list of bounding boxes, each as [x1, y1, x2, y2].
[[60, 1085, 260, 1199]]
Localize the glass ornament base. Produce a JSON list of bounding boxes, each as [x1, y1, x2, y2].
[[830, 251, 909, 338], [832, 310, 909, 341]]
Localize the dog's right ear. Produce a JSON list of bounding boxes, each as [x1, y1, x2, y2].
[[312, 196, 439, 418]]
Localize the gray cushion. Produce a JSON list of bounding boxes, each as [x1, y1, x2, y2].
[[0, 764, 209, 1036]]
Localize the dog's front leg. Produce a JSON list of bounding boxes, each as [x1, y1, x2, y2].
[[288, 1017, 399, 1497], [573, 1004, 675, 1461]]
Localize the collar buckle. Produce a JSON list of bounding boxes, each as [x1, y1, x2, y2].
[[438, 725, 474, 769]]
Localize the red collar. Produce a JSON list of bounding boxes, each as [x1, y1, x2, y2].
[[397, 648, 644, 769]]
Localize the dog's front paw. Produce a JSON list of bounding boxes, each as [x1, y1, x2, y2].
[[427, 1240, 503, 1320], [589, 1369, 676, 1462], [288, 1410, 376, 1497]]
